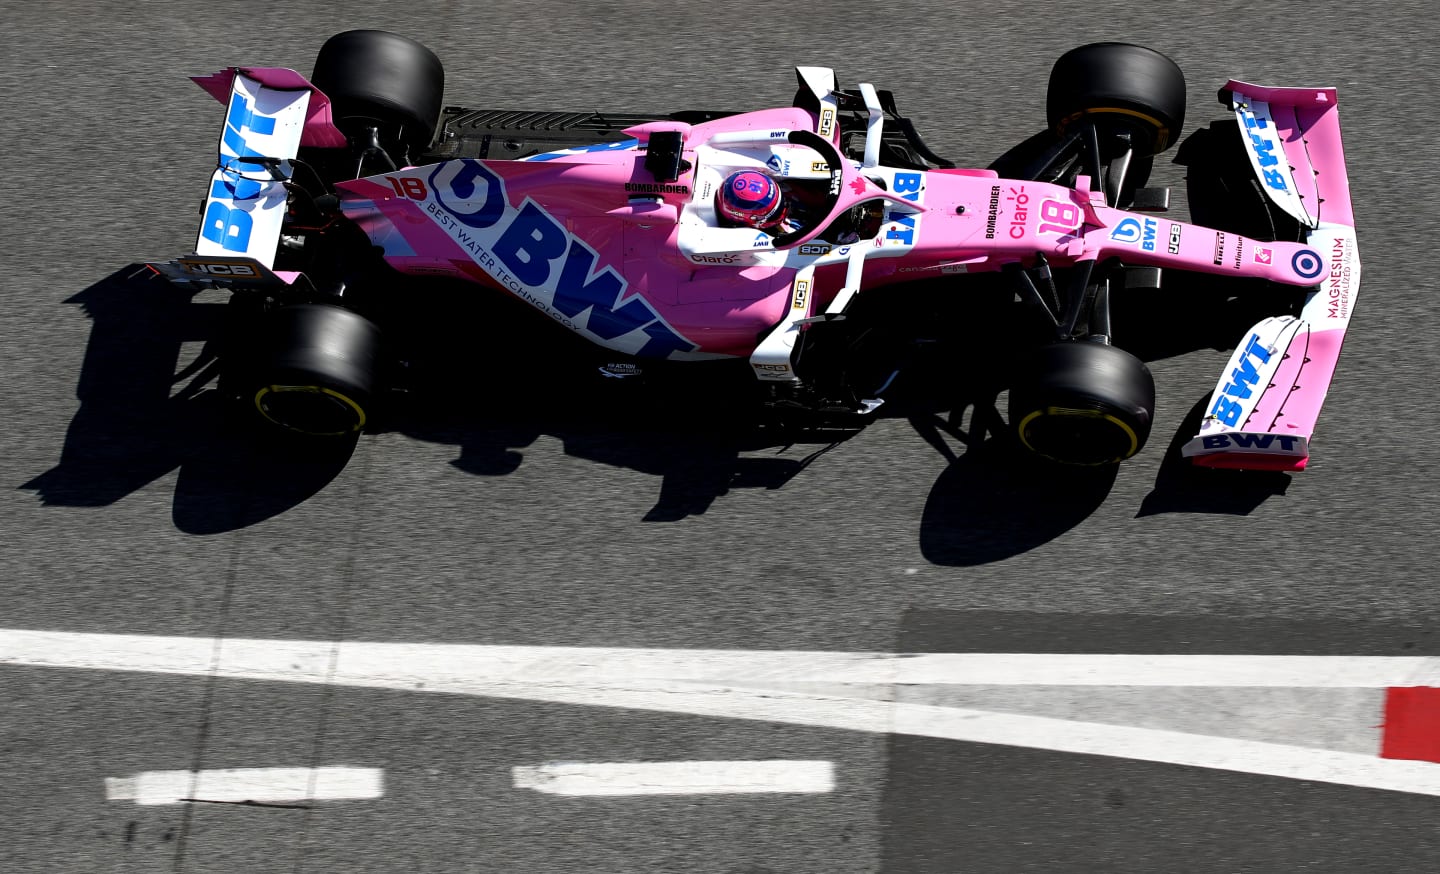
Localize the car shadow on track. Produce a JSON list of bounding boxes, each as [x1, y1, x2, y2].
[[352, 273, 1289, 537], [374, 285, 866, 523], [396, 412, 853, 525], [18, 276, 1251, 546], [1136, 393, 1292, 517], [18, 268, 357, 533], [20, 268, 864, 532], [912, 401, 1119, 566]]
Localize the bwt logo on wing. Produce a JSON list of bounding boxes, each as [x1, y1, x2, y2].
[[1109, 217, 1158, 251], [427, 159, 695, 358], [1208, 332, 1274, 427], [201, 92, 276, 252], [1200, 432, 1303, 452], [1243, 113, 1290, 192]]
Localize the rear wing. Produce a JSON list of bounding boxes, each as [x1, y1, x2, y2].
[[149, 67, 344, 285], [1182, 82, 1360, 471]]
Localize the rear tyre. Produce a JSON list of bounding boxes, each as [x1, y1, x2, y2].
[[1047, 43, 1186, 156], [1009, 341, 1155, 465], [245, 304, 381, 438], [311, 29, 445, 156]]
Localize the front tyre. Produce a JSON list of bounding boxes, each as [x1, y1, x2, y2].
[[1047, 43, 1186, 156], [1009, 341, 1155, 465], [245, 304, 381, 437]]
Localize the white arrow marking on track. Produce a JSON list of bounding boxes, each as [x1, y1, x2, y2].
[[4, 630, 1440, 797]]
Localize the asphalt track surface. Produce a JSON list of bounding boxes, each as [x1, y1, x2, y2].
[[4, 1, 1440, 872]]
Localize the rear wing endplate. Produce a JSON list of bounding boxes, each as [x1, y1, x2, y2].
[[150, 68, 345, 283], [192, 71, 312, 267]]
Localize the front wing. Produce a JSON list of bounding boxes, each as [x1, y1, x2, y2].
[[1182, 82, 1360, 471]]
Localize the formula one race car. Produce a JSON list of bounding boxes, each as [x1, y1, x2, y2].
[[149, 31, 1360, 470]]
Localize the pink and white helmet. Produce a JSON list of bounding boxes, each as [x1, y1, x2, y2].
[[716, 170, 786, 229]]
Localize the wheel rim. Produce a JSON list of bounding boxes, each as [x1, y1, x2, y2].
[[1017, 405, 1139, 465], [1054, 106, 1172, 151], [254, 385, 367, 436]]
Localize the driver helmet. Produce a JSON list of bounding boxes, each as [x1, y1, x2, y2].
[[716, 170, 787, 229]]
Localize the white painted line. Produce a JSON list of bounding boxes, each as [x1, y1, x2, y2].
[[103, 767, 383, 806], [7, 630, 1440, 797], [888, 704, 1440, 796], [4, 630, 1440, 687], [512, 760, 834, 796]]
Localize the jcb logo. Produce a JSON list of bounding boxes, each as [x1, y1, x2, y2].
[[818, 108, 836, 138], [183, 261, 257, 276], [792, 278, 811, 310], [799, 243, 830, 256]]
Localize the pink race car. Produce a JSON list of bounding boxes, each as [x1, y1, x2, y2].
[[150, 32, 1359, 470]]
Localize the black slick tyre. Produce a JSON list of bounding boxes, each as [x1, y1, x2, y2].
[[1009, 341, 1156, 465], [1047, 43, 1186, 156], [311, 30, 445, 154], [246, 304, 381, 438]]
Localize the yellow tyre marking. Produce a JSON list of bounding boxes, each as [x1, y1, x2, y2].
[[1016, 405, 1139, 465], [253, 385, 367, 436]]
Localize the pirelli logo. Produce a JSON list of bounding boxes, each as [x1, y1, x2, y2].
[[792, 277, 812, 311]]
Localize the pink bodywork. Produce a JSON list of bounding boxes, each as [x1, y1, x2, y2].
[[189, 67, 1358, 470], [333, 107, 1334, 357]]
